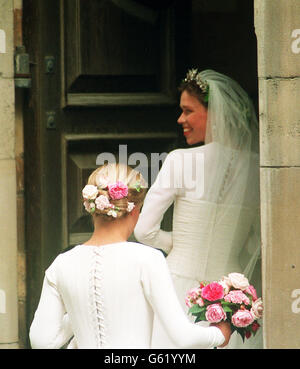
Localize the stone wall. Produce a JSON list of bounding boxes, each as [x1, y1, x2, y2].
[[0, 0, 19, 349], [255, 0, 300, 348]]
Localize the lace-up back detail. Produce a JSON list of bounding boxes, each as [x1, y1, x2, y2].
[[89, 248, 107, 347]]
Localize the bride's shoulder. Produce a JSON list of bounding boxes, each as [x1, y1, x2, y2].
[[168, 145, 205, 156], [165, 146, 206, 166]]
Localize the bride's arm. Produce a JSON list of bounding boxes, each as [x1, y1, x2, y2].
[[142, 249, 227, 348], [134, 151, 179, 255]]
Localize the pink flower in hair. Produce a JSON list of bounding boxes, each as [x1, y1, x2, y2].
[[95, 195, 110, 211], [108, 181, 128, 200]]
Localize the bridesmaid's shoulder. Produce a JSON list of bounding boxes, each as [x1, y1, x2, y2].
[[126, 242, 166, 260]]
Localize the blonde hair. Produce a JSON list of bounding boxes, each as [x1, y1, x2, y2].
[[86, 163, 147, 221]]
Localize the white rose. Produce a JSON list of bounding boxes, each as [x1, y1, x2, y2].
[[228, 273, 249, 290], [127, 202, 135, 213], [107, 209, 117, 218], [82, 185, 98, 200], [219, 276, 232, 294], [251, 297, 263, 319], [95, 195, 110, 210]]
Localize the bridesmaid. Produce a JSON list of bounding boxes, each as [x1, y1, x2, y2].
[[29, 162, 231, 349]]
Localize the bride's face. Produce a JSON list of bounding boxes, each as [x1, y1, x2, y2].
[[177, 90, 208, 145]]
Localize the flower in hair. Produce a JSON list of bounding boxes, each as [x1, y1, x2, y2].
[[133, 181, 144, 192], [82, 185, 99, 200], [127, 202, 135, 213], [84, 200, 95, 214], [95, 195, 111, 211], [107, 209, 118, 218], [108, 181, 128, 200]]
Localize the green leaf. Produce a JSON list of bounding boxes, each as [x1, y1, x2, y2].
[[194, 311, 207, 323], [189, 305, 206, 315], [222, 305, 233, 313]]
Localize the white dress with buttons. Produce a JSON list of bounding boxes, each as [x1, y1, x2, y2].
[[29, 242, 225, 349]]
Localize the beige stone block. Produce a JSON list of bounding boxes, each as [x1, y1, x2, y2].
[[0, 342, 19, 349], [0, 159, 18, 344], [0, 78, 15, 160], [255, 0, 300, 78], [0, 0, 14, 78], [259, 77, 300, 167], [260, 167, 300, 348]]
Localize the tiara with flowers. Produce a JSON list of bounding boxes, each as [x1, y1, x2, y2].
[[183, 68, 209, 101], [82, 180, 144, 218]]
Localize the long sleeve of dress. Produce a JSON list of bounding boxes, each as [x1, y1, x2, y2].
[[141, 250, 225, 348], [29, 261, 73, 349], [134, 151, 179, 255]]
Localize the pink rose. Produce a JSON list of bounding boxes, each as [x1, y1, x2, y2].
[[108, 181, 128, 200], [185, 296, 193, 308], [251, 321, 260, 332], [224, 290, 250, 305], [205, 303, 226, 323], [201, 282, 224, 301], [231, 309, 254, 328], [95, 195, 110, 210], [84, 200, 95, 213], [186, 287, 201, 304], [245, 285, 258, 301], [188, 287, 201, 298], [196, 297, 205, 307], [250, 297, 263, 319]]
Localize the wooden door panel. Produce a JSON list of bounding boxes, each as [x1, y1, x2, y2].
[[63, 0, 176, 106]]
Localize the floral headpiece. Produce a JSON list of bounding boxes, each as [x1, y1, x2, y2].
[[183, 68, 209, 102], [82, 180, 143, 218]]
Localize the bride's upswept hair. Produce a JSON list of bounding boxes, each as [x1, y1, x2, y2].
[[178, 79, 208, 108], [86, 163, 147, 221]]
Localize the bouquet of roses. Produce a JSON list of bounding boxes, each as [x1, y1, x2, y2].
[[185, 273, 263, 341]]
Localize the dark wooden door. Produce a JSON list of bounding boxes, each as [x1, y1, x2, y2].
[[23, 0, 190, 333]]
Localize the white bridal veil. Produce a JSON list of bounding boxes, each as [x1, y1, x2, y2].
[[199, 69, 260, 281]]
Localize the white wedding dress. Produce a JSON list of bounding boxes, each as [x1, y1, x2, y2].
[[29, 242, 225, 349], [134, 142, 263, 349]]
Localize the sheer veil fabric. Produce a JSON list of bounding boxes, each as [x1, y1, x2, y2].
[[199, 69, 260, 281]]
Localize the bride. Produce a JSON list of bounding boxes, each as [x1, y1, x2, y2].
[[134, 69, 262, 349], [29, 163, 231, 349]]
